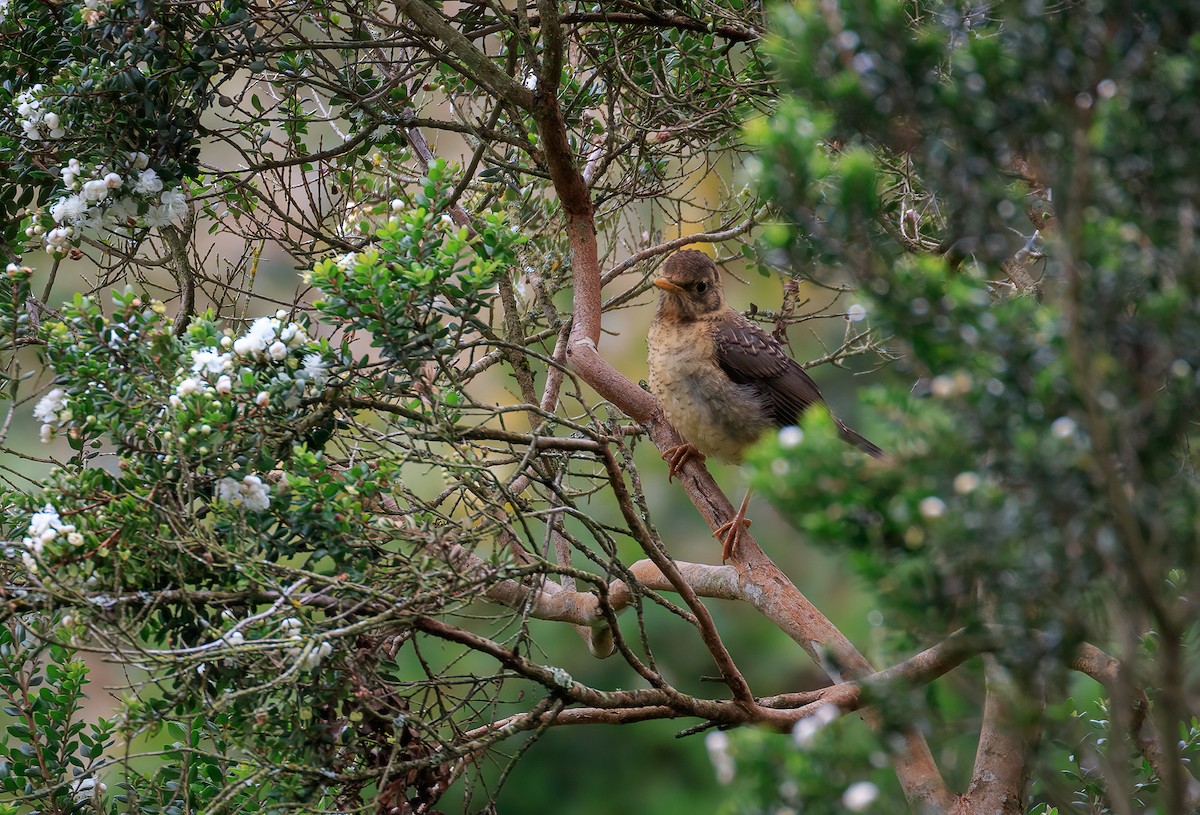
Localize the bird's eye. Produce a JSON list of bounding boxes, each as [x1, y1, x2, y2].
[[695, 281, 708, 293]]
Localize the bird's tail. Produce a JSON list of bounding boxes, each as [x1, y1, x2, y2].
[[836, 420, 886, 459]]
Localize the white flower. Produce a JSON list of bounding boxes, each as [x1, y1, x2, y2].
[[233, 317, 279, 357], [161, 188, 189, 223], [143, 203, 173, 228], [280, 322, 308, 346], [918, 496, 947, 519], [292, 640, 333, 670], [191, 348, 232, 375], [953, 472, 981, 495], [255, 391, 270, 406], [792, 703, 839, 749], [215, 474, 271, 511], [175, 377, 203, 398], [930, 375, 956, 398], [80, 179, 110, 202], [28, 505, 66, 540], [777, 425, 804, 448], [215, 477, 241, 503], [705, 731, 735, 784], [33, 388, 68, 423], [129, 151, 150, 170], [846, 303, 868, 322], [49, 195, 87, 224], [103, 172, 123, 189], [267, 341, 288, 361], [335, 252, 357, 271], [279, 617, 302, 635], [104, 196, 139, 228], [168, 394, 183, 409], [214, 375, 232, 394], [1051, 416, 1077, 439], [240, 475, 271, 510], [133, 168, 163, 195], [302, 353, 328, 385], [248, 316, 279, 346], [842, 780, 879, 811]]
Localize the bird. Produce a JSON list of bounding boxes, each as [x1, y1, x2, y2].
[[647, 249, 884, 560]]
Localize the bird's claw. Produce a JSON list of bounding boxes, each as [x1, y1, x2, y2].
[[713, 492, 753, 561], [661, 443, 705, 482]]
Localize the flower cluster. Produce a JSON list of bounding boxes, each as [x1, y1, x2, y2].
[[167, 313, 326, 423], [33, 387, 71, 443], [279, 619, 332, 670], [14, 86, 65, 141], [16, 504, 82, 574], [231, 315, 309, 360], [214, 474, 271, 512], [28, 152, 191, 255]]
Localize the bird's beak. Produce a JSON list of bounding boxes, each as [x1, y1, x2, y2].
[[653, 278, 684, 293]]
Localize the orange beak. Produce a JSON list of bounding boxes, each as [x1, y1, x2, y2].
[[653, 277, 684, 293]]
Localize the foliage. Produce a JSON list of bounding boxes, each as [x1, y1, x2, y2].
[[732, 1, 1200, 812], [1, 0, 1198, 813]]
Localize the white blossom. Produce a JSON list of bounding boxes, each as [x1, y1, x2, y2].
[[215, 474, 271, 511], [792, 703, 839, 749], [104, 196, 139, 228], [143, 203, 174, 228], [918, 496, 947, 519], [80, 179, 110, 202], [302, 353, 328, 385], [21, 505, 76, 556], [777, 425, 804, 448], [175, 377, 203, 398], [290, 639, 333, 670], [103, 172, 123, 189], [846, 303, 868, 322], [953, 472, 981, 495], [214, 375, 232, 394], [49, 195, 87, 224], [129, 151, 150, 170], [255, 391, 271, 407], [842, 781, 880, 811], [705, 731, 735, 784], [133, 168, 163, 195], [191, 348, 232, 375], [268, 340, 288, 361], [1051, 416, 1077, 439], [279, 322, 308, 346], [161, 189, 189, 223], [33, 388, 68, 424]]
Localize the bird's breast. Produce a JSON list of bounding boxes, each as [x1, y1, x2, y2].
[[648, 318, 771, 462]]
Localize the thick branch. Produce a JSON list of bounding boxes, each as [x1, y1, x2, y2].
[[395, 0, 535, 109]]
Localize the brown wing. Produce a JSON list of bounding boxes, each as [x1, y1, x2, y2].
[[714, 314, 886, 458], [713, 315, 826, 428]]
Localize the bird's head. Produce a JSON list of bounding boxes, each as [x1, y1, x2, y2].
[[653, 250, 725, 320]]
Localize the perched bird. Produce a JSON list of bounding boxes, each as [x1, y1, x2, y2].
[[647, 249, 884, 559]]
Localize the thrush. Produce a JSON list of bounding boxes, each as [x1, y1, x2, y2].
[[647, 249, 884, 560]]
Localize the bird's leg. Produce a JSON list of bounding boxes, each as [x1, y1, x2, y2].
[[661, 442, 705, 482], [713, 490, 753, 562]]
